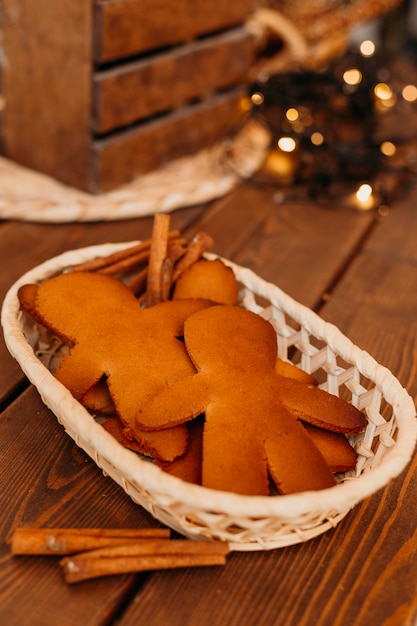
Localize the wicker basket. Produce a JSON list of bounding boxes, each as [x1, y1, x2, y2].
[[2, 242, 416, 550]]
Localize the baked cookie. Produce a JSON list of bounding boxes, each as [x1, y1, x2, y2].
[[102, 415, 190, 462], [172, 258, 238, 305], [21, 272, 213, 461], [303, 423, 358, 472], [275, 358, 317, 385], [156, 418, 204, 484], [136, 305, 362, 495], [18, 283, 42, 322]]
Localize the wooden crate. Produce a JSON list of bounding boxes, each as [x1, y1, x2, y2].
[[0, 0, 257, 193]]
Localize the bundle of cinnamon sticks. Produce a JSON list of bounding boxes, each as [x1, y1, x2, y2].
[[72, 213, 214, 306], [11, 527, 230, 584]]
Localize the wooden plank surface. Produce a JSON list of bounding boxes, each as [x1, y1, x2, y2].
[[92, 88, 248, 192], [92, 28, 254, 133], [362, 182, 417, 263], [177, 184, 377, 308], [1, 0, 93, 191], [0, 388, 156, 626], [115, 459, 417, 626], [1, 181, 416, 625], [318, 215, 417, 394], [108, 190, 417, 626], [0, 187, 375, 398], [94, 0, 257, 63]]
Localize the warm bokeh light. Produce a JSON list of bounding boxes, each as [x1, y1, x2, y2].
[[286, 108, 299, 122], [380, 141, 397, 156], [402, 84, 417, 102], [251, 92, 264, 106], [343, 68, 362, 85], [359, 40, 376, 57], [374, 82, 393, 100], [374, 82, 396, 108], [277, 136, 297, 152], [311, 132, 324, 146], [356, 183, 373, 203]]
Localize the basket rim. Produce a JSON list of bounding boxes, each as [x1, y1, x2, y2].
[[2, 241, 416, 521]]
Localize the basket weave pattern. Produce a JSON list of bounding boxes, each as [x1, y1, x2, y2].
[[2, 243, 416, 550]]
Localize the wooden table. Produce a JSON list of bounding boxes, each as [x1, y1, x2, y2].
[[1, 176, 416, 625]]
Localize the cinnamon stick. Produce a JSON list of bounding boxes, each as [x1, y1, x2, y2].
[[167, 238, 188, 264], [172, 232, 214, 281], [98, 248, 150, 276], [146, 213, 171, 306], [160, 256, 174, 302], [62, 538, 230, 559], [125, 237, 186, 296], [71, 230, 180, 273], [126, 266, 148, 296], [11, 527, 171, 555], [60, 539, 230, 583], [61, 552, 228, 583]]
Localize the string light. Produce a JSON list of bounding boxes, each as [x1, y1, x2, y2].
[[402, 84, 417, 102], [251, 92, 264, 106], [277, 137, 296, 152], [355, 183, 376, 211], [356, 183, 372, 202], [311, 132, 324, 146], [343, 68, 363, 85], [359, 40, 376, 57], [380, 141, 396, 156], [374, 83, 397, 109], [374, 82, 393, 100], [286, 108, 299, 122], [245, 38, 417, 211]]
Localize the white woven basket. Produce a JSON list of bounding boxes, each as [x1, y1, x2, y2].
[[2, 242, 416, 550]]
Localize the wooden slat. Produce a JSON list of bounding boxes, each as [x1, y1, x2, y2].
[[94, 0, 257, 63], [112, 193, 417, 626], [1, 182, 417, 625], [1, 0, 256, 192], [319, 252, 417, 393], [362, 183, 417, 264], [92, 28, 254, 134], [111, 452, 417, 626], [0, 387, 155, 625], [92, 88, 248, 193], [1, 0, 93, 191], [176, 184, 376, 309]]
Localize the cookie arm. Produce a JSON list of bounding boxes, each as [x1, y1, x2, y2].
[[136, 375, 211, 431], [277, 376, 367, 433], [54, 345, 105, 401]]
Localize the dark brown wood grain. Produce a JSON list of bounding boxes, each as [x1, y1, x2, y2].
[[92, 28, 254, 133], [362, 184, 417, 264], [175, 184, 376, 308], [1, 178, 417, 625], [0, 388, 154, 626], [319, 251, 417, 392], [1, 1, 255, 192], [1, 0, 93, 191], [104, 186, 417, 626], [92, 88, 248, 192], [106, 460, 417, 626], [93, 0, 257, 62]]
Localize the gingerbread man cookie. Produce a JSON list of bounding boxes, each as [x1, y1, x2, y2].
[[136, 305, 365, 494], [20, 272, 213, 461]]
